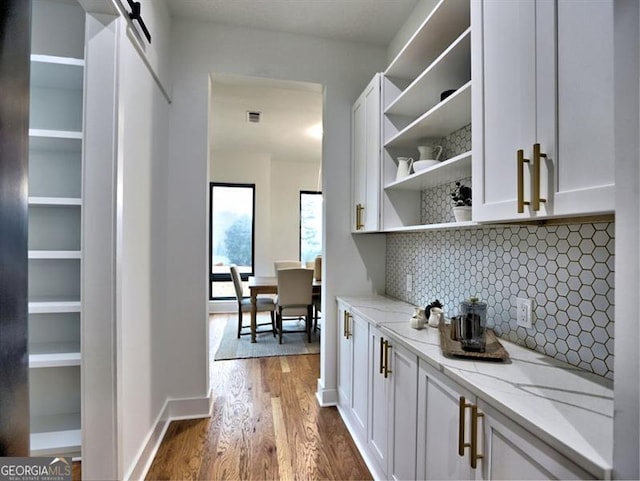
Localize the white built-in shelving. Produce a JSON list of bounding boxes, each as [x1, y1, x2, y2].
[[381, 0, 471, 232], [28, 0, 85, 459]]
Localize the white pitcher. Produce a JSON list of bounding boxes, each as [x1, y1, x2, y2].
[[396, 157, 414, 181], [417, 144, 443, 162]]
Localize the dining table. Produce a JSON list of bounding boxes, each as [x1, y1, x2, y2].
[[248, 275, 321, 343]]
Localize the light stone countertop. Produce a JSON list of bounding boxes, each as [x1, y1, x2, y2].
[[337, 295, 613, 480]]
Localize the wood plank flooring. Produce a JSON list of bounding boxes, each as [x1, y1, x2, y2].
[[146, 317, 371, 480]]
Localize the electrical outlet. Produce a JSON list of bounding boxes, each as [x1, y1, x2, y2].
[[516, 297, 533, 328], [406, 274, 412, 292]]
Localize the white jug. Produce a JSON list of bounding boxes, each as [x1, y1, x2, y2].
[[396, 157, 414, 181], [417, 144, 443, 162]]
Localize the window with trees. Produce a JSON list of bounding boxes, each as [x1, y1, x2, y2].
[[209, 183, 255, 300], [300, 191, 322, 263]]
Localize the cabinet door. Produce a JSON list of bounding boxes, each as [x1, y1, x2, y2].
[[472, 0, 537, 222], [473, 0, 615, 222], [417, 360, 474, 481], [351, 74, 381, 232], [388, 341, 418, 481], [337, 303, 352, 412], [350, 313, 369, 439], [549, 0, 614, 216], [476, 400, 595, 480], [368, 326, 390, 476]]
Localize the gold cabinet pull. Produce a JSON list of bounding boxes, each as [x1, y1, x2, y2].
[[458, 396, 472, 456], [532, 143, 547, 211], [517, 149, 530, 213], [383, 340, 392, 378], [355, 203, 364, 230], [470, 405, 484, 469], [343, 311, 348, 338], [345, 312, 352, 339], [379, 337, 385, 374]]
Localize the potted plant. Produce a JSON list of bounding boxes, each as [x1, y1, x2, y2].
[[450, 182, 472, 222]]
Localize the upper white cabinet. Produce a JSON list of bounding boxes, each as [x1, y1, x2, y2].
[[381, 0, 472, 232], [351, 73, 382, 233], [28, 0, 85, 458], [472, 0, 615, 222]]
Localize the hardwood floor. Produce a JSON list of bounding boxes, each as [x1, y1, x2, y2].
[[146, 317, 371, 480]]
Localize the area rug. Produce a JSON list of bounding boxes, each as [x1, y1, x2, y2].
[[214, 315, 320, 361]]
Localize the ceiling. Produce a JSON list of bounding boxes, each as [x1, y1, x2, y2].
[[187, 1, 419, 165], [165, 0, 419, 47], [210, 74, 323, 164]]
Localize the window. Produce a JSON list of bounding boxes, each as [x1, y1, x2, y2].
[[299, 191, 322, 263], [209, 183, 255, 300]]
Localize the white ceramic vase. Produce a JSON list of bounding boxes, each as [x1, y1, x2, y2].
[[452, 206, 472, 222]]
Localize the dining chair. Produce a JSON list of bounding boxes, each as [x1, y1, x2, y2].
[[230, 265, 276, 338], [274, 260, 303, 272], [275, 268, 314, 343]]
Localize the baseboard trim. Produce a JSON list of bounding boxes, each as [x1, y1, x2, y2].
[[336, 404, 385, 481], [124, 391, 213, 481], [315, 379, 338, 406], [208, 300, 235, 313]]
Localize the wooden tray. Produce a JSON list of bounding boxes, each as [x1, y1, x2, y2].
[[438, 324, 509, 361]]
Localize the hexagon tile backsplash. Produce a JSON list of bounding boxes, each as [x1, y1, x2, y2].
[[386, 222, 615, 379]]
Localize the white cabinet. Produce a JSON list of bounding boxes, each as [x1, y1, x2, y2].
[[417, 360, 594, 481], [368, 326, 419, 480], [387, 336, 419, 481], [381, 0, 472, 232], [351, 73, 381, 233], [417, 360, 474, 481], [472, 0, 615, 222], [337, 303, 369, 441], [28, 0, 85, 458], [476, 400, 594, 480]]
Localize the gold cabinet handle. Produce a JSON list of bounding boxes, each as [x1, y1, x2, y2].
[[458, 396, 472, 457], [379, 336, 385, 374], [517, 149, 531, 213], [383, 340, 392, 378], [470, 405, 484, 469], [532, 143, 547, 211], [343, 311, 348, 338], [345, 312, 352, 339], [356, 203, 364, 230]]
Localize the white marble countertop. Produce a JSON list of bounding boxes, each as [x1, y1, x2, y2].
[[337, 295, 613, 479]]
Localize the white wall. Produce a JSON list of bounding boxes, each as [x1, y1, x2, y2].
[[387, 0, 438, 63], [270, 160, 321, 270], [168, 20, 388, 406]]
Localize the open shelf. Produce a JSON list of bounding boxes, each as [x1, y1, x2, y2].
[[31, 55, 84, 89], [385, 0, 470, 81], [30, 342, 81, 368], [29, 299, 81, 314], [383, 220, 478, 233], [29, 250, 82, 259], [29, 196, 82, 206], [385, 151, 472, 191], [30, 413, 81, 457], [385, 81, 471, 147], [386, 28, 471, 118]]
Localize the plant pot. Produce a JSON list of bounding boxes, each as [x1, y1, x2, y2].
[[452, 206, 472, 222]]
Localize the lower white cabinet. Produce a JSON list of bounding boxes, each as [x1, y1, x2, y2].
[[368, 326, 419, 480], [476, 400, 594, 481], [337, 303, 370, 442], [417, 360, 474, 481], [416, 360, 594, 481]]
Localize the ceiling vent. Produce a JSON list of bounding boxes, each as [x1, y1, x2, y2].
[[246, 111, 262, 123]]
